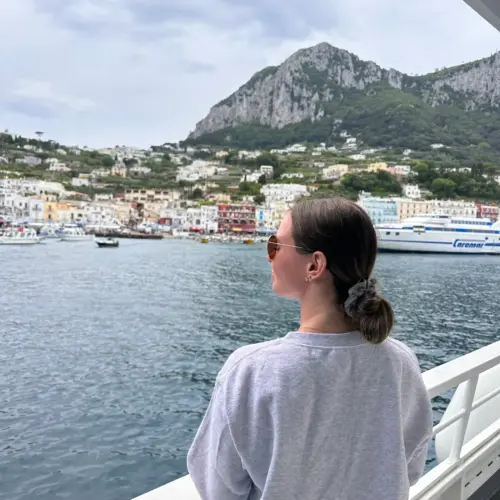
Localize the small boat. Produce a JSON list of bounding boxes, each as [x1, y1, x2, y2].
[[0, 227, 41, 245], [59, 226, 94, 242], [243, 239, 255, 244], [200, 237, 209, 244], [96, 238, 119, 248]]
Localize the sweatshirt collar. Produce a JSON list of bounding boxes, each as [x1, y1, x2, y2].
[[284, 330, 368, 347]]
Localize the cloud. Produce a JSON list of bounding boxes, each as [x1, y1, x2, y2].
[[0, 0, 499, 147], [6, 79, 95, 119]]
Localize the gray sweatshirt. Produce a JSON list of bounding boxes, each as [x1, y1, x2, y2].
[[187, 331, 433, 500]]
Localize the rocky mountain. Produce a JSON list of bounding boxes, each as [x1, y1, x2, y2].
[[186, 42, 500, 153]]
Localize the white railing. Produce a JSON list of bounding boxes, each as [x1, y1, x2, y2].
[[133, 340, 500, 500], [410, 339, 500, 500]]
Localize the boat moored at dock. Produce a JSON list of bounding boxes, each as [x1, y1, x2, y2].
[[0, 227, 41, 245], [377, 215, 500, 254], [59, 226, 94, 242]]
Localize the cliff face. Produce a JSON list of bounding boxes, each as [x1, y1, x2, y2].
[[188, 42, 500, 139]]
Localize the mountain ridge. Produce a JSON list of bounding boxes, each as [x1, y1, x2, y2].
[[185, 42, 500, 152]]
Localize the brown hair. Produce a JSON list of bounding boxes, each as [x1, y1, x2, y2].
[[290, 197, 394, 344]]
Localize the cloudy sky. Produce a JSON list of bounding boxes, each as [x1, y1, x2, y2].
[[0, 0, 499, 148]]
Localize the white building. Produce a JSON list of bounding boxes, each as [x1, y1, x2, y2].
[[94, 193, 114, 201], [349, 154, 366, 161], [184, 205, 218, 232], [15, 155, 42, 166], [91, 168, 111, 179], [322, 164, 349, 180], [161, 208, 187, 229], [83, 204, 120, 226], [431, 200, 477, 217], [176, 160, 222, 182], [260, 183, 309, 204], [241, 165, 274, 183], [0, 178, 65, 197], [260, 165, 274, 178], [46, 158, 71, 172], [281, 173, 304, 180], [403, 184, 421, 199], [0, 191, 44, 221], [392, 165, 411, 176], [72, 175, 90, 187], [286, 144, 307, 153], [238, 150, 261, 159], [129, 166, 152, 175], [343, 138, 357, 150]]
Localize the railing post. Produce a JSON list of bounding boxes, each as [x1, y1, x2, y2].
[[448, 375, 479, 463]]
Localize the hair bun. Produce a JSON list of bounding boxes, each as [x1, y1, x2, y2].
[[344, 278, 394, 344], [344, 278, 379, 318]]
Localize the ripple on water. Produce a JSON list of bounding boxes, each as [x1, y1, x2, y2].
[[1, 242, 500, 499]]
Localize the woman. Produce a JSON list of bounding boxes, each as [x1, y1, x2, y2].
[[187, 197, 433, 500]]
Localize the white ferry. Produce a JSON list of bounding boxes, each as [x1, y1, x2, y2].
[[376, 215, 500, 254]]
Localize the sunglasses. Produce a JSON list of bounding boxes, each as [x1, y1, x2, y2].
[[267, 235, 303, 260]]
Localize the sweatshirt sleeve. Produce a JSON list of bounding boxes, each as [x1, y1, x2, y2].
[[403, 351, 434, 487], [407, 439, 430, 486], [187, 380, 252, 500]]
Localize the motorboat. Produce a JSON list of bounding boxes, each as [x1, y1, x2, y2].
[[0, 227, 41, 245], [59, 226, 94, 242], [96, 237, 119, 248]]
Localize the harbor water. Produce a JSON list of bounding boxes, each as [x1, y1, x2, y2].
[[1, 239, 499, 500]]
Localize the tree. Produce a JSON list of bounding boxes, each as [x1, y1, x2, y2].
[[258, 174, 267, 185], [102, 155, 114, 167], [191, 187, 204, 199], [254, 193, 266, 204], [123, 158, 138, 168], [256, 152, 280, 169], [35, 131, 44, 140], [431, 178, 456, 198]]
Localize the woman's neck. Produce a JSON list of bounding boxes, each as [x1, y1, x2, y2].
[[299, 289, 354, 334]]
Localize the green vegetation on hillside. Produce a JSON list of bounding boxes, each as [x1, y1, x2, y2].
[[184, 84, 500, 159], [184, 43, 500, 162]]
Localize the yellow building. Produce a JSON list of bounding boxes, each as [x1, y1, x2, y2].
[[111, 166, 128, 178], [44, 201, 80, 222], [366, 162, 388, 173], [397, 199, 435, 221]]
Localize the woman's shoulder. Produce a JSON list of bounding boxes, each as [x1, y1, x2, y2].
[[217, 337, 284, 383], [383, 337, 423, 372]]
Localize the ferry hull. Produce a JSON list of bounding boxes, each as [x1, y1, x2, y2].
[[377, 234, 500, 255]]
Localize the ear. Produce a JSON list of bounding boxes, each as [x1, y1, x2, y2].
[[307, 251, 328, 280]]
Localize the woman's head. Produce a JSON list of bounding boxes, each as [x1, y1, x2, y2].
[[269, 197, 394, 344]]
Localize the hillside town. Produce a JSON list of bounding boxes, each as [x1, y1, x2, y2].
[[1, 130, 499, 237]]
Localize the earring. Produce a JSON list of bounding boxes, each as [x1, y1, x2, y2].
[[305, 275, 312, 282]]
